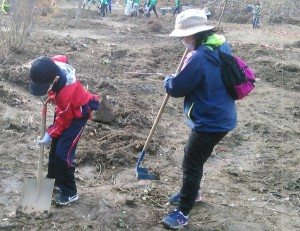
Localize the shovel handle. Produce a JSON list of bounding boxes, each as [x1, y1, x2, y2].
[[37, 97, 49, 185], [142, 48, 189, 151]]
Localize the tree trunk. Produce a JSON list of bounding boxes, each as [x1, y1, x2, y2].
[[74, 0, 84, 26]]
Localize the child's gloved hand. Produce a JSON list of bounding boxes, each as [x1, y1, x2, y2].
[[38, 132, 52, 145], [164, 74, 174, 88]]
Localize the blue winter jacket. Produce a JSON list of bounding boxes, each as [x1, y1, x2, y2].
[[164, 37, 237, 132]]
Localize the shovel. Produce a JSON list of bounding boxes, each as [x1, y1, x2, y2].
[[17, 97, 55, 216], [136, 49, 189, 180]]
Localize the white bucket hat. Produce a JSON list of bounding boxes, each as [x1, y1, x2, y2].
[[169, 9, 214, 37]]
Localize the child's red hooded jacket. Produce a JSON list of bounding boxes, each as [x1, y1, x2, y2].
[[47, 55, 99, 138]]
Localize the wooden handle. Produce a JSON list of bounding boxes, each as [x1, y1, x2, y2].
[[37, 97, 49, 185], [142, 49, 189, 151]]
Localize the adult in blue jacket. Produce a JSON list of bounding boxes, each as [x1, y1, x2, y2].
[[161, 9, 237, 229]]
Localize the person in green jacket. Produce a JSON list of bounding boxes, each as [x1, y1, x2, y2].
[[1, 0, 10, 14], [146, 0, 158, 18], [252, 2, 261, 29], [173, 0, 180, 16], [98, 0, 108, 16]]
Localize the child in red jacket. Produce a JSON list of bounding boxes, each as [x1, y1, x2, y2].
[[30, 55, 99, 205]]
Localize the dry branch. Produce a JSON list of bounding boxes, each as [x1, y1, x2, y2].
[[124, 71, 164, 76], [217, 0, 228, 29]]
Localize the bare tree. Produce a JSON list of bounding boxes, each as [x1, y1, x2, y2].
[[207, 0, 300, 24], [74, 0, 84, 26], [217, 0, 228, 28], [0, 0, 38, 58]]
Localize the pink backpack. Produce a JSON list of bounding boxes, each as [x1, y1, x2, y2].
[[217, 50, 256, 100], [182, 49, 255, 100]]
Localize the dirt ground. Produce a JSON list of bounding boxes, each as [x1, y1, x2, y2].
[[0, 1, 300, 231]]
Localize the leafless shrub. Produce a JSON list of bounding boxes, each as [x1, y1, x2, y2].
[[0, 0, 38, 60]]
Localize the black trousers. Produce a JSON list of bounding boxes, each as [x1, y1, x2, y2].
[[178, 130, 228, 215]]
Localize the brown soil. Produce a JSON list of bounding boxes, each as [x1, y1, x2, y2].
[[0, 2, 299, 231]]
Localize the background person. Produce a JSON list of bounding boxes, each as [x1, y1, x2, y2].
[[146, 0, 158, 17], [1, 0, 10, 14], [125, 0, 133, 16], [98, 0, 108, 16], [173, 0, 180, 16], [133, 0, 140, 17], [107, 0, 112, 14], [252, 2, 261, 28]]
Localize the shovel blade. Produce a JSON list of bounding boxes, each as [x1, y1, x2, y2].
[[136, 167, 160, 180], [17, 177, 55, 215], [135, 150, 159, 180]]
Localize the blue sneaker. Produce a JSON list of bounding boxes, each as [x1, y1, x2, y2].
[[161, 209, 188, 229], [52, 193, 78, 206], [168, 192, 202, 205]]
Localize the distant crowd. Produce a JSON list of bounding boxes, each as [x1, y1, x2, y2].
[[0, 0, 261, 30], [81, 0, 160, 17], [81, 0, 215, 19], [82, 0, 112, 16]]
